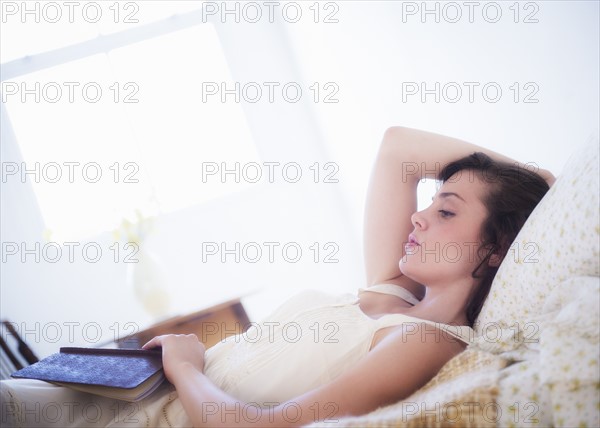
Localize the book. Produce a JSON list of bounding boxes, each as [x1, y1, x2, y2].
[[11, 347, 166, 402]]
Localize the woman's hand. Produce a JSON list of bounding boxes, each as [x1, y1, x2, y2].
[[538, 168, 556, 187], [142, 334, 206, 385]]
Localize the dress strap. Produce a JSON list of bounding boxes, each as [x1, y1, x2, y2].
[[358, 284, 421, 306], [374, 313, 474, 345]]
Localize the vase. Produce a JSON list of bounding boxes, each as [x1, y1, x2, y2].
[[126, 246, 171, 319]]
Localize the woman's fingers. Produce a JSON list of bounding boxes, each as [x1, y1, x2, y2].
[[141, 335, 165, 349], [140, 334, 207, 382], [141, 334, 201, 350], [541, 168, 556, 187]]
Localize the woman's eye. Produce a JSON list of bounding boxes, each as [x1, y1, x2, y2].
[[438, 210, 455, 218]]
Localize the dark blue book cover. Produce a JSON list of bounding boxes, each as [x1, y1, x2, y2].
[[11, 347, 165, 401]]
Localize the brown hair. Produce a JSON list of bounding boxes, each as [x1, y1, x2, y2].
[[438, 152, 550, 326]]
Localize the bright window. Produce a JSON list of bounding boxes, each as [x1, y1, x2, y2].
[[3, 17, 260, 241], [0, 1, 203, 63]]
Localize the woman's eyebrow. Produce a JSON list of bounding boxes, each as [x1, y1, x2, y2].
[[431, 192, 466, 203]]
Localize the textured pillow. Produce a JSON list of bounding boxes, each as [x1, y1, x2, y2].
[[495, 275, 599, 428], [306, 349, 508, 427], [538, 275, 599, 427], [472, 135, 600, 353], [470, 137, 599, 428]]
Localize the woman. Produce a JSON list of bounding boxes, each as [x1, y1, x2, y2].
[[141, 126, 553, 427], [1, 127, 553, 427]]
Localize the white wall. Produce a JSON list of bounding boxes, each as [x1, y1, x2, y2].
[[1, 1, 598, 358], [286, 0, 599, 232]]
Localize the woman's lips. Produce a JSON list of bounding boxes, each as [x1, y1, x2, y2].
[[408, 234, 420, 246], [405, 234, 420, 253]]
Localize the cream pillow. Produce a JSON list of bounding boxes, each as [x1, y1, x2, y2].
[[473, 135, 600, 352]]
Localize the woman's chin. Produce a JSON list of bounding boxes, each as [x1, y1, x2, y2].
[[400, 261, 435, 286], [399, 262, 417, 281]]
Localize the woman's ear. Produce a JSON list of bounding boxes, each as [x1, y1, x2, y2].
[[482, 243, 504, 268], [487, 252, 503, 267]]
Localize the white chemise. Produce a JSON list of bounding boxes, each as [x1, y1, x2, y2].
[[0, 287, 473, 427]]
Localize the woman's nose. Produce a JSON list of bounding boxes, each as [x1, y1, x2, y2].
[[411, 210, 426, 229]]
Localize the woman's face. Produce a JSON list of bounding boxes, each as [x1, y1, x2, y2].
[[399, 171, 490, 287]]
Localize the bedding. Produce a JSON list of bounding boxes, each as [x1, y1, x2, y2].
[[474, 135, 599, 353], [473, 136, 600, 427]]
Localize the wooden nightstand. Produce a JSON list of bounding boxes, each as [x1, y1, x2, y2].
[[114, 298, 251, 349]]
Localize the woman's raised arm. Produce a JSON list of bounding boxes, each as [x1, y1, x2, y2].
[[363, 126, 554, 294]]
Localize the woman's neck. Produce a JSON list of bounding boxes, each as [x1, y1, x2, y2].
[[403, 279, 475, 326]]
